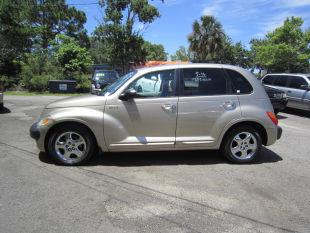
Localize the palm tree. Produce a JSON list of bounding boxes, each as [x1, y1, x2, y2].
[[188, 16, 225, 62]]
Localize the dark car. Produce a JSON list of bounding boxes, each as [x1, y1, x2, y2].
[[264, 85, 288, 114], [91, 69, 119, 94]]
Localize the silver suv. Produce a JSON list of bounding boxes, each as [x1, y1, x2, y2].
[[30, 64, 282, 165], [261, 73, 310, 111]]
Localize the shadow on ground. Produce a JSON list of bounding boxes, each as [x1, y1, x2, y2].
[[282, 108, 310, 118], [39, 147, 282, 167], [0, 106, 11, 114]]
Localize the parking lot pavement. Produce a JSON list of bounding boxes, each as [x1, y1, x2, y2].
[[0, 95, 310, 233]]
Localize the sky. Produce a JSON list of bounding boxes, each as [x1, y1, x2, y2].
[[68, 0, 310, 56]]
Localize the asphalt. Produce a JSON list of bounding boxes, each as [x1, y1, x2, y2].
[[0, 95, 310, 233]]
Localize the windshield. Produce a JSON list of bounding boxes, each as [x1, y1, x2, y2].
[[93, 70, 118, 83], [99, 71, 137, 96]]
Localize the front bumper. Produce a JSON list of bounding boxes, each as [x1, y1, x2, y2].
[[30, 122, 40, 140], [29, 122, 49, 152], [277, 126, 282, 140]]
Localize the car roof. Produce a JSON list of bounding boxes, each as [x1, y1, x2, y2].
[[135, 63, 245, 74], [263, 73, 310, 77]]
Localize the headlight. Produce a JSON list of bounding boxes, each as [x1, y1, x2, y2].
[[38, 118, 53, 126], [282, 93, 287, 98]]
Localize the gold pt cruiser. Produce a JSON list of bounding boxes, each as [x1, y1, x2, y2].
[[30, 64, 282, 165]]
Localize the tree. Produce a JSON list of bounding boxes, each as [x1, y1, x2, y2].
[[251, 17, 310, 72], [94, 0, 162, 73], [0, 0, 34, 82], [52, 35, 93, 77], [143, 41, 167, 61], [170, 46, 191, 61], [33, 0, 89, 49], [188, 16, 225, 62]]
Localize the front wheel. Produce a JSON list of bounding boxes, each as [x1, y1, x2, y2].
[[221, 126, 262, 163], [47, 125, 95, 165]]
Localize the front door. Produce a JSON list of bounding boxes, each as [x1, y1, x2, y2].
[[104, 69, 178, 151]]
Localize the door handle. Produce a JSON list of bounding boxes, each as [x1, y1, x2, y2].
[[287, 90, 292, 93], [222, 101, 236, 110], [161, 104, 176, 112]]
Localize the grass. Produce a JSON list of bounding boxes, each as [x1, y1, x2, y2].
[[5, 91, 86, 96]]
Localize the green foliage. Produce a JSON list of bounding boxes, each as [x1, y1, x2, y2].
[[33, 0, 89, 49], [0, 0, 34, 80], [250, 17, 310, 72], [28, 74, 55, 92], [93, 0, 162, 72], [52, 35, 93, 77], [143, 41, 167, 61], [170, 46, 191, 61], [20, 51, 63, 91], [75, 73, 91, 93], [188, 16, 225, 62]]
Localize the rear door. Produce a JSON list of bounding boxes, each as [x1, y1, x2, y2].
[[286, 76, 310, 110], [175, 67, 241, 149]]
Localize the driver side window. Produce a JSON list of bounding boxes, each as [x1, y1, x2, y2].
[[127, 70, 176, 98]]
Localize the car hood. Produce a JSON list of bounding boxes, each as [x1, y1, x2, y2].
[[46, 94, 106, 109]]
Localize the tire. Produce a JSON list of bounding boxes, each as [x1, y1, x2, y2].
[[47, 125, 95, 165], [221, 126, 262, 164], [0, 103, 3, 111]]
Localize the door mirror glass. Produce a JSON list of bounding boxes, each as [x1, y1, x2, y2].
[[119, 89, 138, 101]]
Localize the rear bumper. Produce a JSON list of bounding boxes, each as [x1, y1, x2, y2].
[[277, 126, 282, 140]]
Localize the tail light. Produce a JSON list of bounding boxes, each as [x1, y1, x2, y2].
[[266, 112, 278, 125]]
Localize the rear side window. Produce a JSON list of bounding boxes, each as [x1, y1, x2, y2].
[[288, 76, 307, 89], [262, 75, 276, 85], [181, 68, 227, 96], [274, 76, 288, 87], [225, 69, 253, 94]]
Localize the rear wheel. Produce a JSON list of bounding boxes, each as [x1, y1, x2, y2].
[[47, 125, 95, 165], [221, 126, 262, 163]]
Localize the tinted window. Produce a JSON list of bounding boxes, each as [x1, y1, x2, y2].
[[181, 68, 227, 96], [127, 70, 175, 98], [226, 69, 253, 94], [262, 75, 276, 85], [288, 76, 307, 89], [274, 76, 288, 87]]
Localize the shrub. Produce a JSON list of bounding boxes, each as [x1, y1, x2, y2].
[[75, 73, 91, 93], [28, 75, 55, 92]]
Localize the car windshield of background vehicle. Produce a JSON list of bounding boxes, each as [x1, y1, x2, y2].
[[93, 70, 118, 83], [100, 71, 137, 96]]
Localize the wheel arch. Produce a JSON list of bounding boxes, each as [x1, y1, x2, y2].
[[220, 120, 268, 148], [44, 121, 100, 153]]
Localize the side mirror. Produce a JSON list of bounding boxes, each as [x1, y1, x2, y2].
[[300, 84, 310, 91], [119, 89, 138, 101]]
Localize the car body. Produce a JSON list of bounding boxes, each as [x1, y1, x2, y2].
[[263, 85, 288, 114], [91, 69, 119, 94], [261, 73, 310, 111], [0, 81, 3, 110], [30, 64, 282, 165]]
